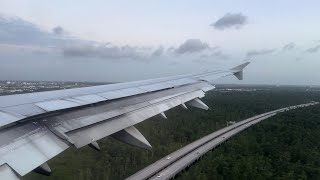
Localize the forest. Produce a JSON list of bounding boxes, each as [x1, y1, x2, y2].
[[21, 85, 320, 180]]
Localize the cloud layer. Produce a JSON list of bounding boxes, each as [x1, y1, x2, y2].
[[246, 49, 276, 58], [63, 39, 223, 60], [2, 14, 318, 65], [63, 44, 154, 60], [0, 16, 54, 45], [0, 15, 229, 62], [306, 45, 320, 53], [282, 43, 295, 51], [212, 13, 248, 30]]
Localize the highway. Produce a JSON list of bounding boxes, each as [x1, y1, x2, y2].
[[126, 101, 319, 180]]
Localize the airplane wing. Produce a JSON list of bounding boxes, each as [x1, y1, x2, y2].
[[0, 62, 249, 179]]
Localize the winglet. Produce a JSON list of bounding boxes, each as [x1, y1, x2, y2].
[[230, 62, 250, 71], [230, 62, 250, 80]]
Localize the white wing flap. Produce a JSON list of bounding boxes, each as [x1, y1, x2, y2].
[[0, 123, 69, 176], [198, 72, 231, 82], [167, 78, 198, 86], [65, 90, 204, 148], [139, 82, 173, 92], [98, 87, 147, 99], [3, 104, 46, 117], [45, 84, 207, 137], [0, 111, 25, 127], [35, 100, 80, 112], [0, 164, 20, 180], [73, 94, 107, 103]]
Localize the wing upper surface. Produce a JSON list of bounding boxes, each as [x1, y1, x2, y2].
[[0, 62, 249, 179]]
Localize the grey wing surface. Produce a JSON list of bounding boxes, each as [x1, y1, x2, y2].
[[0, 62, 249, 179]]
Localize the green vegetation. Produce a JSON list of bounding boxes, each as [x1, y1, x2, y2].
[[23, 86, 320, 180], [178, 107, 320, 180]]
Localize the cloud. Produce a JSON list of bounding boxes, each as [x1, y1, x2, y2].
[[282, 43, 295, 51], [0, 15, 80, 50], [211, 50, 230, 59], [52, 26, 64, 35], [199, 51, 230, 61], [63, 44, 152, 60], [0, 16, 53, 45], [246, 49, 276, 58], [0, 15, 149, 60], [212, 13, 248, 30], [152, 46, 164, 57], [0, 43, 53, 54], [174, 39, 211, 54], [305, 45, 320, 53], [0, 15, 224, 62], [60, 38, 222, 60]]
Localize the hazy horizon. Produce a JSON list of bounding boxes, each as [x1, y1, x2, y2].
[[1, 1, 320, 85]]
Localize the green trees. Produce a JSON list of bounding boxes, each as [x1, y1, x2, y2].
[[178, 107, 320, 180]]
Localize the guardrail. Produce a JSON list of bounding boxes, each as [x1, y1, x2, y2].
[[126, 102, 319, 180]]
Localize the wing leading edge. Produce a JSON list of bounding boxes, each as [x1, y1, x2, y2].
[[0, 62, 249, 179]]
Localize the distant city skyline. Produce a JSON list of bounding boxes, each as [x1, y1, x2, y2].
[[0, 1, 320, 85]]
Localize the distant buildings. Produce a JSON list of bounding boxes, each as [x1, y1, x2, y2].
[[0, 81, 92, 95]]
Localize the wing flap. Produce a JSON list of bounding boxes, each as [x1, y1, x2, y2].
[[167, 78, 198, 86], [98, 87, 147, 99], [3, 104, 46, 117], [0, 164, 20, 180], [35, 99, 80, 112], [0, 123, 69, 176], [139, 82, 173, 92], [198, 72, 231, 82], [40, 83, 210, 134], [72, 94, 107, 103], [65, 90, 204, 148], [0, 111, 25, 127]]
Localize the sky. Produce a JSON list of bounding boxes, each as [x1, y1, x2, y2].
[[0, 0, 320, 85]]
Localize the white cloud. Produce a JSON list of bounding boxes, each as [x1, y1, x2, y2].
[[212, 13, 248, 30]]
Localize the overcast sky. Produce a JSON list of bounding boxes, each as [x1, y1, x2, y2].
[[0, 0, 320, 85]]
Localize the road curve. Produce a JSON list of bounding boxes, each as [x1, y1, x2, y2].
[[126, 102, 319, 180]]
